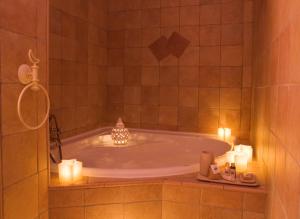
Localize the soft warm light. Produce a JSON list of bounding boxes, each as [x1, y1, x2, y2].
[[217, 127, 231, 142], [234, 145, 253, 162], [58, 159, 83, 184], [218, 128, 225, 139], [242, 145, 253, 162], [224, 128, 231, 140], [225, 151, 236, 164], [235, 153, 248, 173]]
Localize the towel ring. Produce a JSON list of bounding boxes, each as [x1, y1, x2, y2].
[[17, 49, 50, 130]]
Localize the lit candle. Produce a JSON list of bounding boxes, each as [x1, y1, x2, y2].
[[234, 145, 253, 162], [218, 128, 225, 139], [72, 160, 83, 181], [235, 153, 248, 173], [242, 145, 253, 162], [226, 151, 236, 164], [224, 128, 231, 141], [234, 145, 242, 153], [217, 128, 231, 142], [58, 159, 83, 184]]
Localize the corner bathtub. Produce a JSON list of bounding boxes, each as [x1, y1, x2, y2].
[[51, 128, 230, 178]]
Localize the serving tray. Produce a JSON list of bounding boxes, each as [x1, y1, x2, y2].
[[197, 174, 260, 187]]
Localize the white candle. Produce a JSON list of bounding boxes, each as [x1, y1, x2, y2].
[[235, 153, 248, 173], [224, 128, 231, 141], [242, 145, 253, 162], [217, 128, 231, 142], [73, 160, 83, 181], [234, 145, 253, 162], [218, 128, 225, 140], [226, 151, 236, 164], [58, 159, 83, 184]]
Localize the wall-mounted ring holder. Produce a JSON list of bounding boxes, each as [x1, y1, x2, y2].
[[17, 49, 50, 130]]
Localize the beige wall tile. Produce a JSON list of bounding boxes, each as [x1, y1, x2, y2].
[[2, 131, 38, 187], [220, 88, 241, 109], [4, 175, 38, 219], [200, 4, 221, 25], [179, 87, 199, 107]]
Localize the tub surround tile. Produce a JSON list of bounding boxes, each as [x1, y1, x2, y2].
[[124, 201, 162, 219], [85, 186, 123, 205], [162, 201, 199, 219], [49, 166, 266, 219], [200, 205, 242, 219], [86, 204, 123, 219], [201, 188, 243, 209], [49, 189, 84, 208], [123, 184, 162, 202], [243, 193, 266, 213], [50, 207, 85, 219], [162, 184, 200, 203]]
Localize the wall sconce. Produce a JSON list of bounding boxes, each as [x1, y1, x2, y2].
[[111, 117, 130, 145], [58, 159, 82, 184]]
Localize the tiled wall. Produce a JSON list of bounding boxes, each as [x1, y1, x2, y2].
[[0, 0, 49, 218], [106, 0, 254, 140], [252, 0, 300, 218], [49, 0, 108, 138], [49, 182, 266, 219]]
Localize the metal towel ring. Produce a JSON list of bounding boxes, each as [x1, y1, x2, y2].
[[17, 49, 50, 130]]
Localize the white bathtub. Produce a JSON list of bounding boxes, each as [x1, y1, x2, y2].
[[51, 128, 230, 178]]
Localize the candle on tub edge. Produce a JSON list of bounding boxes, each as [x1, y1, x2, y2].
[[217, 128, 231, 142], [218, 128, 225, 140], [58, 159, 83, 184], [235, 153, 248, 173], [234, 145, 253, 162], [225, 151, 236, 164]]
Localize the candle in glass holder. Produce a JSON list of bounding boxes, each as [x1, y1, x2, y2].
[[224, 128, 231, 141], [242, 145, 253, 162], [218, 128, 225, 139], [226, 151, 236, 164], [217, 127, 231, 142], [234, 145, 253, 162], [58, 159, 83, 184], [235, 153, 248, 173]]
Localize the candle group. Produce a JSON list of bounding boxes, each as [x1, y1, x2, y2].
[[225, 144, 253, 173], [217, 127, 231, 142], [58, 159, 83, 184]]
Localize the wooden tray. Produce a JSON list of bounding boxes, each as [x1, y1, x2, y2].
[[197, 174, 260, 187]]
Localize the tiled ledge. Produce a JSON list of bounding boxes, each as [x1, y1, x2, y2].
[[49, 172, 267, 194], [50, 161, 266, 194]]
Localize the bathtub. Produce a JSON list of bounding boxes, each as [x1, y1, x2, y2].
[[51, 128, 230, 178]]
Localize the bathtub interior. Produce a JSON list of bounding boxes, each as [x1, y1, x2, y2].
[[52, 128, 230, 178]]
